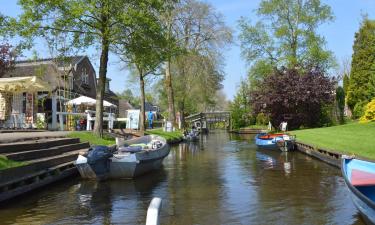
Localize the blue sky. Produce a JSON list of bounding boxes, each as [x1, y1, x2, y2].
[[2, 0, 375, 100]]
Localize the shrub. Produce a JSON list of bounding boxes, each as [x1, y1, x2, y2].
[[250, 68, 335, 129], [353, 102, 366, 119], [256, 113, 269, 125], [360, 99, 375, 122]]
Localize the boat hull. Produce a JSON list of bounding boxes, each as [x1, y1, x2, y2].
[[254, 133, 280, 150], [75, 135, 170, 179], [342, 158, 375, 225]]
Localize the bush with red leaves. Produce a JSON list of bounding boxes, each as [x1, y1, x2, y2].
[[250, 68, 336, 129], [0, 43, 15, 77]]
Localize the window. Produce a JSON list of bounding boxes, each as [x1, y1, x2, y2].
[[81, 68, 88, 84], [68, 76, 74, 90]]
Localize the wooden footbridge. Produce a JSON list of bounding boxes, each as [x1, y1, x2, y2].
[[185, 111, 231, 132]]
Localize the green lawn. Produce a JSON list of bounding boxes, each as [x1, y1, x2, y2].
[[145, 129, 183, 143], [290, 122, 375, 159], [67, 131, 116, 146], [0, 155, 27, 170]]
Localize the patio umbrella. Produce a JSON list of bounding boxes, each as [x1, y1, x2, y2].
[[65, 96, 117, 108]]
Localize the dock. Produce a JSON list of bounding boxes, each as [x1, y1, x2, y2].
[[0, 131, 89, 202]]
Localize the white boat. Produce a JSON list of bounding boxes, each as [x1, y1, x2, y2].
[[75, 135, 170, 180], [183, 130, 200, 142]]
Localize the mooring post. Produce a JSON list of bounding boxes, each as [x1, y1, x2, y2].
[[146, 197, 162, 225]]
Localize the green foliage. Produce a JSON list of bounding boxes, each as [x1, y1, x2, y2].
[[256, 113, 269, 126], [239, 0, 335, 73], [0, 155, 27, 170], [291, 122, 375, 159], [353, 101, 366, 119], [145, 129, 183, 143], [230, 81, 252, 129], [360, 99, 375, 122], [336, 86, 345, 124], [18, 0, 168, 136], [347, 18, 375, 116], [343, 74, 350, 93], [67, 132, 115, 146]]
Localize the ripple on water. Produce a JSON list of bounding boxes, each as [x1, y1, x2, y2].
[[0, 131, 366, 225]]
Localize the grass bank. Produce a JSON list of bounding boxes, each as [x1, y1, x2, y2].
[[245, 125, 268, 129], [290, 122, 375, 159], [0, 155, 27, 170], [145, 129, 183, 143], [67, 131, 116, 146]]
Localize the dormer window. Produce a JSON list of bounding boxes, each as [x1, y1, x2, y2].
[[81, 68, 88, 84]]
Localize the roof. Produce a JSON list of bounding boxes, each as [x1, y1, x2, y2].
[[0, 76, 52, 92], [135, 102, 159, 111], [119, 99, 134, 110], [4, 63, 64, 90], [15, 56, 86, 68], [3, 56, 88, 91]]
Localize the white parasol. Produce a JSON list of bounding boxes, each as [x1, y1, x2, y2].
[[65, 96, 117, 108]]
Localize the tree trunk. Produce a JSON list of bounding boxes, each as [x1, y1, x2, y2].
[[139, 67, 146, 132], [165, 58, 176, 123], [94, 37, 109, 137]]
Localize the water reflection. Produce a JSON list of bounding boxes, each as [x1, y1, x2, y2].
[[0, 130, 366, 225]]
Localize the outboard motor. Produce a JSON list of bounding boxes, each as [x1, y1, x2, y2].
[[86, 146, 113, 178]]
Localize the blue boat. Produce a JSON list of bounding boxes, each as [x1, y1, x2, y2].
[[254, 133, 284, 150], [342, 157, 375, 224]]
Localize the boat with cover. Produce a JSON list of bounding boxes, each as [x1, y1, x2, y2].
[[342, 157, 375, 224], [75, 135, 170, 180]]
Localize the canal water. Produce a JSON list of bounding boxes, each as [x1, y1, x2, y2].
[[0, 130, 365, 225]]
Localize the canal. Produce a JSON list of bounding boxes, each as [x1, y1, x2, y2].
[[0, 130, 365, 224]]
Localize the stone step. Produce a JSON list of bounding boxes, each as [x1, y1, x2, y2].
[[0, 138, 80, 154], [5, 142, 90, 161], [0, 149, 87, 184]]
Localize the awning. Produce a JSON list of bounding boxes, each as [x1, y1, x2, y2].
[[0, 76, 51, 93], [65, 96, 117, 108]]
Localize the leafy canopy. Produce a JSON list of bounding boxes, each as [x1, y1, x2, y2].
[[347, 18, 375, 117], [239, 0, 335, 79]]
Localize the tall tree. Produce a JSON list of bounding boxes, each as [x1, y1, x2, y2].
[[169, 0, 231, 126], [347, 18, 375, 118], [116, 12, 167, 132], [239, 0, 335, 83], [18, 0, 166, 137], [160, 0, 231, 125]]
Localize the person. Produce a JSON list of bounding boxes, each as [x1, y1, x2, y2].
[[148, 111, 154, 129], [279, 121, 288, 132]]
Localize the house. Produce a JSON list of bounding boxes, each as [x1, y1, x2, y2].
[[118, 99, 134, 118], [0, 56, 118, 129], [4, 56, 97, 98]]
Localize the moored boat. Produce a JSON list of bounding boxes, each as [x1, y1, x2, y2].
[[75, 135, 170, 180], [254, 133, 284, 150], [342, 157, 375, 224], [276, 135, 296, 152], [183, 130, 200, 142]]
